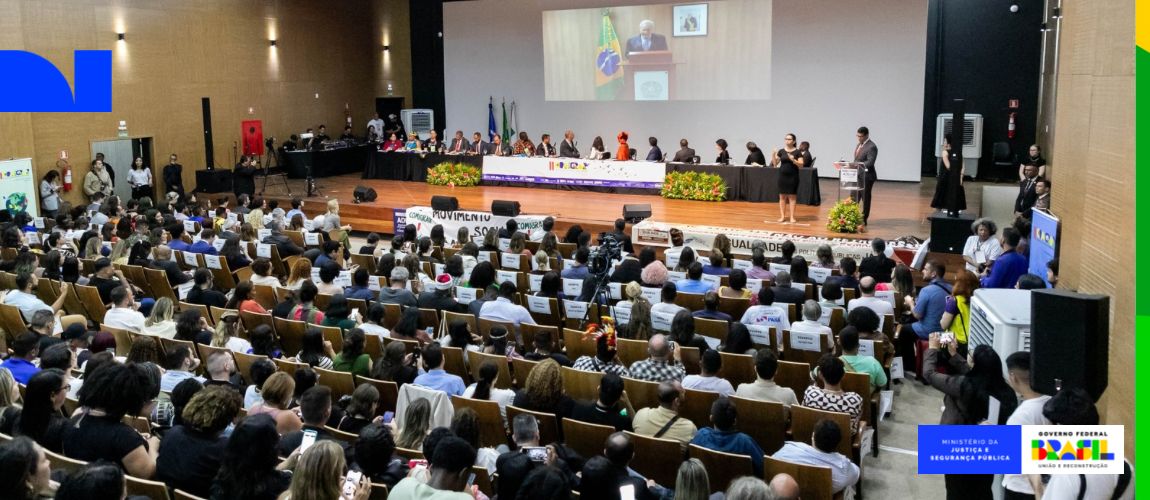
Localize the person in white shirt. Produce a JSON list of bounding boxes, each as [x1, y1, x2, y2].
[[359, 303, 391, 339], [772, 419, 859, 494], [789, 300, 833, 349], [3, 272, 67, 323], [127, 157, 153, 200], [962, 218, 1003, 274], [366, 113, 385, 141], [740, 286, 791, 346], [1036, 388, 1133, 500], [846, 277, 895, 318], [102, 285, 147, 333], [1002, 351, 1051, 499], [681, 349, 734, 396], [650, 282, 688, 318], [212, 311, 253, 353], [479, 281, 537, 328], [144, 297, 179, 338]]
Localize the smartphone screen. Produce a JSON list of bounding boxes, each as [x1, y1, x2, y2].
[[382, 411, 395, 425], [466, 472, 476, 488], [524, 446, 548, 462], [300, 429, 318, 452], [620, 484, 636, 500]]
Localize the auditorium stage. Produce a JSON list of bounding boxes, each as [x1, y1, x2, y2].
[[256, 173, 978, 242]]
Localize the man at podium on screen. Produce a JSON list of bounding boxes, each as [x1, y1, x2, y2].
[[625, 20, 668, 56]]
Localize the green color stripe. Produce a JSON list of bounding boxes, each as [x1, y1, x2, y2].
[[1136, 45, 1148, 497]]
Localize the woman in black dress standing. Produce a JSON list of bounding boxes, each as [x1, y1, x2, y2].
[[930, 134, 966, 217], [714, 139, 730, 165], [1018, 144, 1046, 179], [771, 133, 805, 223]]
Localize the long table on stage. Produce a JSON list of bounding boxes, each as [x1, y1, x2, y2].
[[665, 162, 821, 205], [363, 151, 483, 182], [283, 145, 372, 178]]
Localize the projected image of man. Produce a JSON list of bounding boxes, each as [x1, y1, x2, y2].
[[626, 20, 667, 56]]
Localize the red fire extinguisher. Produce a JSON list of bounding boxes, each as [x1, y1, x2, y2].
[[61, 162, 73, 192], [1007, 112, 1016, 139]]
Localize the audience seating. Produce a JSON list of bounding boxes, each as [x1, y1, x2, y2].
[[695, 317, 729, 344], [506, 405, 559, 445], [625, 431, 685, 487], [273, 317, 308, 356], [730, 396, 787, 455], [782, 329, 833, 368], [621, 377, 660, 411], [324, 425, 360, 446], [615, 338, 647, 367], [239, 310, 274, 337], [764, 456, 841, 500], [44, 448, 87, 475], [467, 350, 513, 389], [559, 366, 602, 403], [840, 371, 879, 457], [250, 284, 278, 311], [369, 484, 389, 500], [472, 466, 494, 497], [160, 337, 199, 361], [510, 357, 540, 386], [209, 306, 236, 327], [233, 351, 267, 385], [562, 327, 597, 360], [179, 302, 213, 327], [520, 323, 559, 353], [316, 324, 344, 353], [477, 318, 517, 343], [440, 346, 470, 383], [718, 297, 751, 322], [680, 387, 721, 429], [717, 352, 757, 387], [774, 360, 813, 399], [561, 418, 614, 461], [273, 357, 308, 377], [356, 375, 399, 417], [790, 405, 862, 461], [126, 475, 172, 500], [382, 303, 403, 329], [173, 489, 208, 500], [689, 443, 756, 493], [74, 284, 107, 324], [0, 303, 28, 344], [450, 396, 509, 449], [314, 367, 356, 400], [443, 311, 478, 336]]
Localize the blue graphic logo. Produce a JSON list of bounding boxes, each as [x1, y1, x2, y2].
[[0, 50, 112, 112]]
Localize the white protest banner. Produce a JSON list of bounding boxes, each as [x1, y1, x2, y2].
[[632, 220, 921, 261], [403, 206, 550, 245]]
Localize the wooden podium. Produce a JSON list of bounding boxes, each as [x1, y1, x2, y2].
[[623, 51, 676, 101]]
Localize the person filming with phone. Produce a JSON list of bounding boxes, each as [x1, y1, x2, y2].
[[495, 414, 578, 499]]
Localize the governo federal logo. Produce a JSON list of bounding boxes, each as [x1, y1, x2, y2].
[[0, 50, 112, 112]]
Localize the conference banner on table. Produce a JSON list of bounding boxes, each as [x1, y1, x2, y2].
[[401, 206, 549, 242], [481, 156, 666, 189], [632, 220, 920, 262]]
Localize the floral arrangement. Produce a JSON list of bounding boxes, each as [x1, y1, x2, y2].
[[426, 162, 481, 187], [661, 171, 726, 201], [826, 198, 865, 233], [583, 316, 618, 350]]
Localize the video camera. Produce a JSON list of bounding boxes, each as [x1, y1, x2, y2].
[[588, 232, 622, 276]]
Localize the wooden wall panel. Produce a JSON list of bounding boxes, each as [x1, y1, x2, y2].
[[0, 0, 412, 209], [1049, 0, 1134, 460]]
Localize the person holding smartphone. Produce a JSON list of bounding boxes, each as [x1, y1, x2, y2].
[[391, 436, 479, 500]]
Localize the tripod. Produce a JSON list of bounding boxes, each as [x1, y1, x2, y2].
[[258, 145, 292, 196], [577, 271, 617, 330], [305, 164, 323, 198]]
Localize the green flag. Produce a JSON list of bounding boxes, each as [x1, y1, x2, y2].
[[595, 10, 624, 100], [501, 100, 510, 143]]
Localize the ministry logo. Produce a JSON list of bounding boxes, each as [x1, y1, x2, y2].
[[0, 50, 112, 112]]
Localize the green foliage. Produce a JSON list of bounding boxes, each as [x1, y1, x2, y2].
[[426, 163, 481, 187], [826, 198, 865, 233], [660, 171, 726, 202]]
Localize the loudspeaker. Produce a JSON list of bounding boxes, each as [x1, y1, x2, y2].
[[491, 200, 521, 217], [928, 213, 974, 253], [431, 195, 459, 211], [353, 186, 377, 203], [1030, 289, 1110, 400], [623, 204, 652, 222], [201, 97, 214, 170]]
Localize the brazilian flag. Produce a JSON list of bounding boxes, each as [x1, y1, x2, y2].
[[595, 10, 623, 100]]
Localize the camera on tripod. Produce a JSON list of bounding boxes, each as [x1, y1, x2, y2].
[[265, 137, 276, 152], [588, 233, 622, 276]]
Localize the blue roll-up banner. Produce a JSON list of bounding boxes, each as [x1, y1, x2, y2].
[[1029, 210, 1059, 286]]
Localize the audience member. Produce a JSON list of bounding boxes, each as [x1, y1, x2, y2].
[[570, 372, 634, 432], [413, 343, 466, 396], [803, 355, 863, 434], [1001, 351, 1051, 499], [392, 436, 477, 499], [772, 419, 860, 493], [628, 334, 686, 382], [690, 397, 765, 476], [572, 332, 631, 377], [156, 385, 240, 497], [63, 362, 162, 478], [682, 349, 734, 395], [735, 349, 798, 407], [632, 380, 697, 448], [353, 423, 409, 489]]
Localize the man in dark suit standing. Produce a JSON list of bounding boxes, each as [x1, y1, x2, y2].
[[671, 139, 696, 163], [448, 130, 470, 153], [470, 132, 489, 155], [850, 126, 878, 229], [625, 20, 668, 56], [645, 137, 663, 161], [559, 130, 579, 158], [1014, 164, 1039, 217]]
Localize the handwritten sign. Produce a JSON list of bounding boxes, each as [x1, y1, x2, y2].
[[563, 300, 588, 319], [858, 339, 875, 358], [527, 295, 551, 314], [204, 254, 222, 270], [336, 271, 352, 288], [455, 286, 478, 304], [563, 278, 583, 297]]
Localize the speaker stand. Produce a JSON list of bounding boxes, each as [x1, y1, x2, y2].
[[305, 164, 323, 198]]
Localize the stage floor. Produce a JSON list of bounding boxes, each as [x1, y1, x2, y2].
[[257, 174, 982, 241]]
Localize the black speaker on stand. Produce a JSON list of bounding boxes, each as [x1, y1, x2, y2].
[[431, 195, 459, 211], [492, 200, 520, 217], [202, 97, 215, 170], [928, 213, 975, 253], [1030, 289, 1110, 400]]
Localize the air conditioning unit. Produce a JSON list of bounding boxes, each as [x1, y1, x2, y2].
[[401, 109, 435, 140], [968, 288, 1031, 375], [935, 113, 984, 177]]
